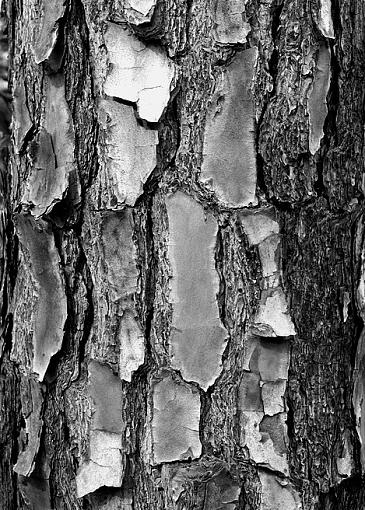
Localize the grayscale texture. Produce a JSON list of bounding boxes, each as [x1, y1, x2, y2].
[[201, 48, 258, 207], [166, 191, 227, 390], [1, 1, 365, 509]]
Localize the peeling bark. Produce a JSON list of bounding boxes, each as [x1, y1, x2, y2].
[[166, 191, 227, 390], [13, 215, 67, 381], [201, 48, 258, 207], [104, 22, 175, 122], [1, 0, 365, 509]]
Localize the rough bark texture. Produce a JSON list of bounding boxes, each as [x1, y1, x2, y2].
[[0, 0, 365, 509]]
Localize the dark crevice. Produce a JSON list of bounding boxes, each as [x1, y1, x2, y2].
[[184, 0, 195, 56], [322, 39, 340, 147], [65, 0, 99, 191], [268, 2, 283, 97], [137, 194, 156, 363], [314, 151, 329, 202], [215, 227, 227, 331], [255, 2, 283, 204], [76, 242, 95, 368], [314, 3, 341, 207], [318, 474, 365, 510]]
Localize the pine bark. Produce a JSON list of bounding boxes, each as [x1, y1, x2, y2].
[[1, 0, 365, 509]]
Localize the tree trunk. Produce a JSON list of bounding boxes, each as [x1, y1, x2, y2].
[[1, 0, 365, 508]]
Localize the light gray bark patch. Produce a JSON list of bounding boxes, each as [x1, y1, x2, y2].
[[239, 337, 290, 474], [22, 74, 79, 218], [238, 371, 263, 412], [308, 42, 331, 155], [240, 209, 296, 336], [261, 380, 286, 416], [118, 310, 145, 382], [336, 429, 354, 479], [249, 338, 289, 382], [14, 378, 43, 476], [32, 0, 67, 64], [239, 410, 289, 474], [44, 74, 75, 167], [76, 431, 124, 498], [123, 0, 157, 25], [239, 209, 279, 245], [258, 471, 301, 510], [24, 129, 69, 218], [88, 360, 123, 434], [201, 47, 258, 207], [15, 215, 67, 381], [161, 461, 240, 509], [76, 360, 124, 497], [259, 413, 287, 456], [100, 210, 145, 380], [166, 191, 227, 390], [104, 22, 175, 122], [101, 210, 139, 303], [213, 0, 251, 44], [98, 99, 158, 208], [13, 82, 32, 152], [151, 373, 202, 464], [252, 288, 296, 337]]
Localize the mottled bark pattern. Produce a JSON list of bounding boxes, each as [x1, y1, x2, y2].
[[0, 0, 364, 509]]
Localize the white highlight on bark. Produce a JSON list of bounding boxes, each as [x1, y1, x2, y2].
[[318, 0, 335, 39], [336, 430, 354, 479], [14, 379, 43, 476], [213, 0, 251, 44], [240, 209, 296, 337], [151, 374, 202, 464], [166, 191, 227, 390], [239, 410, 289, 474], [118, 310, 145, 382], [308, 43, 331, 155], [201, 48, 258, 207], [76, 431, 123, 498], [15, 216, 67, 381], [239, 208, 294, 475], [239, 331, 291, 473], [76, 361, 124, 497], [261, 380, 286, 416], [253, 288, 296, 337], [23, 164, 69, 218], [258, 471, 302, 510], [104, 22, 175, 122], [239, 210, 279, 245], [124, 0, 157, 25], [32, 0, 67, 63], [98, 99, 158, 208]]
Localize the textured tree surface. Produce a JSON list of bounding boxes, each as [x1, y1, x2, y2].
[[0, 0, 365, 509]]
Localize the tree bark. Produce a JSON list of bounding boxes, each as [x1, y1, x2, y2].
[[1, 0, 365, 509]]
